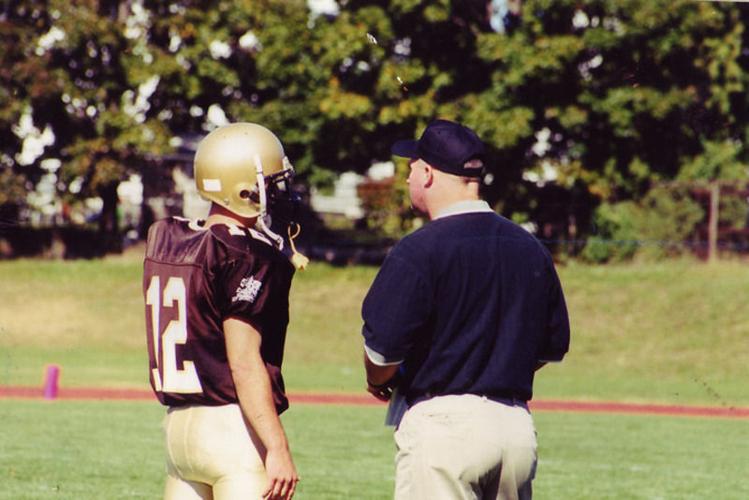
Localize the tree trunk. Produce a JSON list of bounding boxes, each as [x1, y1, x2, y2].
[[708, 182, 719, 263], [99, 182, 122, 254]]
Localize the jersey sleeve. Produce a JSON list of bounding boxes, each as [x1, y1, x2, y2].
[[218, 257, 280, 326], [206, 224, 291, 327], [361, 245, 432, 365]]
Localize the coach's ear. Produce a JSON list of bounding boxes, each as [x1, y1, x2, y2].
[[423, 164, 435, 188]]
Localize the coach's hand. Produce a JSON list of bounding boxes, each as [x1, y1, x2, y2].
[[263, 447, 300, 500], [367, 379, 394, 402]]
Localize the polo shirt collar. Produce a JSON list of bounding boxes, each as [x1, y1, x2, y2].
[[434, 200, 493, 220]]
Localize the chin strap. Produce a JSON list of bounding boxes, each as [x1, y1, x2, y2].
[[253, 153, 283, 249], [287, 222, 309, 271]]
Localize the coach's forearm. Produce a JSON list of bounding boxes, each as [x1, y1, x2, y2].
[[364, 352, 399, 386]]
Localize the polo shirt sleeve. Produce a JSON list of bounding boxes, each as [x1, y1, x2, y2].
[[361, 247, 432, 366], [537, 263, 570, 363]]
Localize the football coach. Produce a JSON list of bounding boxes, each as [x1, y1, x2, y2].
[[360, 119, 570, 500]]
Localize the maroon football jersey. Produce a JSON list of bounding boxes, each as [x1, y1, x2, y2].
[[143, 217, 295, 412]]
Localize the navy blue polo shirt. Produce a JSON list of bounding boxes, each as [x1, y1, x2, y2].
[[361, 201, 569, 404]]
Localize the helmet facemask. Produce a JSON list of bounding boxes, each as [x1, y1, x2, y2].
[[249, 155, 300, 228], [264, 160, 301, 225]]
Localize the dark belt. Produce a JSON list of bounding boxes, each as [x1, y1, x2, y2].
[[410, 392, 528, 409]]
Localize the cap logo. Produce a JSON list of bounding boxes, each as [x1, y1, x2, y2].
[[202, 178, 222, 192], [464, 159, 484, 170]]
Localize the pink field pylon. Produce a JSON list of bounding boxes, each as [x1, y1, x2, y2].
[[42, 364, 60, 400]]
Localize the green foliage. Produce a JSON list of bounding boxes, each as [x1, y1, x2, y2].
[[584, 185, 704, 262], [679, 140, 745, 181], [4, 0, 749, 251], [633, 185, 705, 260], [0, 1, 56, 208], [356, 159, 416, 239], [0, 169, 27, 206], [719, 194, 748, 231], [582, 201, 639, 263]]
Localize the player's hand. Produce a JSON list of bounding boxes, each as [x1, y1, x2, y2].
[[367, 380, 394, 401], [263, 447, 300, 500]]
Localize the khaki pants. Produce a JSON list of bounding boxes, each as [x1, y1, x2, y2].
[[162, 404, 267, 500], [394, 395, 537, 500]]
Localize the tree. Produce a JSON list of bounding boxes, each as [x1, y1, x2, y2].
[[49, 0, 172, 243], [1, 0, 173, 251], [0, 0, 57, 223], [307, 1, 749, 246], [554, 0, 749, 257], [5, 0, 749, 256], [301, 1, 509, 235], [140, 0, 328, 178]]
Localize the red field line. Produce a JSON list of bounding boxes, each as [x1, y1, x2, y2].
[[529, 399, 749, 419], [2, 385, 748, 419]]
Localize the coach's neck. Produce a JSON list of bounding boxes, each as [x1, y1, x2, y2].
[[425, 169, 482, 220]]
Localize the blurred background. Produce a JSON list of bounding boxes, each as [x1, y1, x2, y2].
[[2, 3, 749, 498], [3, 0, 749, 263]]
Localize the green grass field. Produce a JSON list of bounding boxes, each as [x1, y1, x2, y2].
[[0, 400, 747, 499], [1, 253, 747, 405], [1, 254, 749, 499]]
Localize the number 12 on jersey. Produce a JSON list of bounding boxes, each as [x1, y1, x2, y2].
[[146, 276, 204, 394]]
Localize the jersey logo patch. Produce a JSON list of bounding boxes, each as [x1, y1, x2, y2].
[[232, 275, 263, 304]]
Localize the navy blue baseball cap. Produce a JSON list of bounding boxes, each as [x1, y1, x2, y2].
[[391, 119, 486, 177]]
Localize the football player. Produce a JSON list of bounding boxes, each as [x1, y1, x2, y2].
[[143, 123, 307, 500]]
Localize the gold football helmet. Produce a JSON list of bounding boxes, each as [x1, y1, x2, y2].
[[194, 122, 295, 219], [193, 122, 309, 269]]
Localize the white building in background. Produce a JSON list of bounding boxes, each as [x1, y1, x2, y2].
[[117, 174, 145, 242], [308, 161, 395, 221], [310, 172, 365, 220], [173, 168, 211, 220], [368, 161, 395, 181], [19, 134, 396, 231], [307, 0, 339, 17], [174, 160, 396, 223]]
